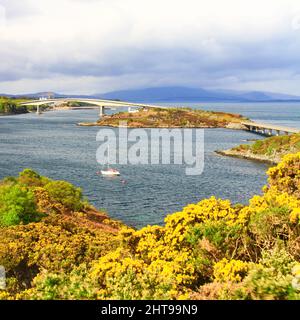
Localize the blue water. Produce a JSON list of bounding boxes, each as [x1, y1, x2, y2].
[[1, 102, 300, 228]]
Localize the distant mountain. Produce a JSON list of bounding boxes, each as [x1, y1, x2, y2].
[[96, 86, 300, 102], [2, 86, 300, 102], [0, 92, 95, 99]]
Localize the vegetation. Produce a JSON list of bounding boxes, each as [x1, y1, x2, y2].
[[1, 153, 300, 300], [92, 107, 247, 128], [228, 133, 300, 163], [0, 97, 28, 115], [0, 97, 51, 114], [0, 184, 40, 227], [0, 169, 122, 300]]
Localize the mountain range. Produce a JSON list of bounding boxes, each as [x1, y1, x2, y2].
[[2, 86, 300, 102]]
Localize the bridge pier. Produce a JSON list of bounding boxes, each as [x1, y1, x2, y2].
[[99, 106, 105, 117], [36, 105, 40, 115]]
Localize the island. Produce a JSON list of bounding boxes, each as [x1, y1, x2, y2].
[[78, 107, 248, 129], [217, 132, 300, 164]]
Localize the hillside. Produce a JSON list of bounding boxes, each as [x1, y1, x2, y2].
[[3, 87, 300, 102], [1, 156, 300, 300], [98, 86, 300, 102]]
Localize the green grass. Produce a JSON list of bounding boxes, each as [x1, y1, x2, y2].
[[0, 97, 29, 114], [232, 133, 300, 157]]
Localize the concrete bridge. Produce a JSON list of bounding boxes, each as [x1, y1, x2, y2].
[[242, 121, 300, 136], [20, 99, 300, 136], [20, 98, 166, 116]]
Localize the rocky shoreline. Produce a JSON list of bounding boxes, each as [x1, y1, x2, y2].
[[77, 121, 247, 129], [215, 149, 280, 164]]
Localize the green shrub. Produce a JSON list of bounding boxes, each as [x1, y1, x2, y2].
[[187, 221, 241, 249], [18, 169, 48, 187], [249, 206, 291, 245], [19, 265, 97, 300], [0, 184, 40, 226], [239, 248, 299, 300], [44, 180, 83, 211]]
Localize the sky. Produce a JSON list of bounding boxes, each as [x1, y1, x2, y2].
[[1, 0, 300, 95]]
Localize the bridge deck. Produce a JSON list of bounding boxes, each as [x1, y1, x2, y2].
[[20, 98, 168, 109], [242, 121, 299, 134]]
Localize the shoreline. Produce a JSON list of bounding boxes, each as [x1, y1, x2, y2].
[[215, 149, 279, 165], [0, 111, 29, 116], [77, 122, 246, 129]]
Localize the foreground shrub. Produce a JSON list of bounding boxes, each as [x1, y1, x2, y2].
[[18, 265, 97, 300], [0, 184, 40, 227], [18, 169, 49, 187], [233, 248, 300, 300], [44, 181, 83, 211], [267, 153, 300, 199]]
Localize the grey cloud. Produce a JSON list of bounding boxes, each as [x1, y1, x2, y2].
[[1, 0, 300, 94]]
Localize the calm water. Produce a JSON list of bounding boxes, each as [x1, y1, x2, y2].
[[1, 102, 300, 228]]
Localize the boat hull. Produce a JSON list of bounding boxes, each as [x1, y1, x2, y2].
[[101, 170, 120, 176]]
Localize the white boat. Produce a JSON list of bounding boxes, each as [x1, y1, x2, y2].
[[101, 168, 120, 176], [100, 145, 120, 176]]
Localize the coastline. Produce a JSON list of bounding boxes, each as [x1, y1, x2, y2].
[[77, 122, 246, 129], [0, 111, 29, 116], [215, 149, 279, 164]]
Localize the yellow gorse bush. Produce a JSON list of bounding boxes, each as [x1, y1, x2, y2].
[[88, 154, 300, 299], [267, 152, 300, 201], [89, 197, 252, 298], [213, 258, 251, 283], [248, 186, 300, 224], [2, 153, 300, 299]]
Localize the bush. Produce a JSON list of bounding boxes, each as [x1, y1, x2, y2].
[[237, 248, 300, 300], [18, 265, 97, 300], [0, 184, 40, 227], [18, 169, 47, 187], [44, 181, 83, 211], [213, 258, 250, 283], [267, 153, 300, 198], [0, 213, 119, 294]]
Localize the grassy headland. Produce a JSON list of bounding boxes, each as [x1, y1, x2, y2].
[[217, 133, 300, 164], [0, 97, 55, 115], [78, 107, 248, 128], [0, 97, 29, 115]]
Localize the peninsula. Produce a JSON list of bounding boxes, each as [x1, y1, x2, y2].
[[217, 132, 300, 164], [0, 97, 29, 115]]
